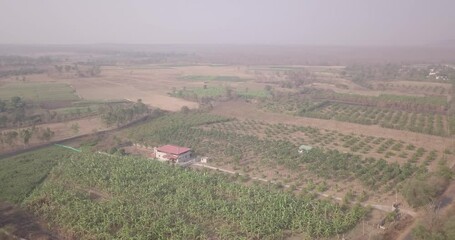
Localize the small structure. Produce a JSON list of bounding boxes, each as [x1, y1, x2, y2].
[[154, 144, 192, 163], [298, 144, 313, 154], [200, 157, 209, 164]]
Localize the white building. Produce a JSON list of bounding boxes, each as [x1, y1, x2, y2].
[[153, 145, 192, 163]]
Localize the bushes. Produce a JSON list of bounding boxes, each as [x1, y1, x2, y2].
[[402, 162, 453, 207], [401, 173, 449, 208]]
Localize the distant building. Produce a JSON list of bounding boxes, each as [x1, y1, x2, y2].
[[298, 145, 313, 154], [200, 157, 209, 163], [154, 144, 192, 163]]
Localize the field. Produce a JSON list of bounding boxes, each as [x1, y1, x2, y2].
[[68, 65, 257, 111], [126, 113, 432, 207], [24, 151, 367, 239], [0, 146, 75, 203], [179, 75, 249, 82], [1, 48, 455, 239], [0, 82, 80, 102], [300, 102, 451, 136]]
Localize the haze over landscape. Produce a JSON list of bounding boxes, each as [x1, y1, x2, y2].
[[1, 0, 455, 45]]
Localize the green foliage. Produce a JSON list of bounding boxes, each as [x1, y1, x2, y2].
[[180, 75, 248, 82], [401, 174, 449, 208], [413, 216, 455, 240], [100, 100, 149, 126], [261, 89, 451, 136], [0, 147, 74, 203], [37, 127, 55, 141], [25, 152, 367, 239], [0, 83, 79, 102], [128, 113, 418, 190], [171, 86, 269, 100]]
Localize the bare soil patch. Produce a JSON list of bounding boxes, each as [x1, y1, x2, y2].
[[0, 201, 57, 240]]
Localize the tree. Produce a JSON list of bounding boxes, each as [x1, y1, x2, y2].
[[181, 106, 190, 114], [224, 87, 233, 99], [39, 127, 54, 141], [0, 100, 6, 112], [71, 123, 80, 134], [19, 128, 33, 145], [10, 96, 24, 109], [4, 131, 18, 146]]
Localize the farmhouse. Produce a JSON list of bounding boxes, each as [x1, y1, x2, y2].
[[154, 144, 192, 163]]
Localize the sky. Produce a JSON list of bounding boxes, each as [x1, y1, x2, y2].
[[0, 0, 454, 46]]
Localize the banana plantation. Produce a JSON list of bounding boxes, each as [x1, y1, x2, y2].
[[25, 152, 367, 239]]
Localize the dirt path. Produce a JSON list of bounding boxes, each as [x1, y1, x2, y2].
[[211, 101, 455, 157], [193, 162, 417, 217], [0, 201, 58, 240]]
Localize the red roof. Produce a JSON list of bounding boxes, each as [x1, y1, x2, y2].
[[156, 145, 191, 155]]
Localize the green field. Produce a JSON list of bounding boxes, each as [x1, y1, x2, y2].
[[0, 146, 75, 203], [0, 82, 80, 102], [53, 100, 128, 115], [180, 75, 249, 82], [237, 88, 270, 98], [173, 86, 269, 99], [24, 152, 366, 239], [191, 86, 226, 97]]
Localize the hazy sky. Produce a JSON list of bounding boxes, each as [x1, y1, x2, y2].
[[0, 0, 454, 45]]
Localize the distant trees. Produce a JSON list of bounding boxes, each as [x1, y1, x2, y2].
[[100, 99, 149, 127], [53, 64, 101, 78], [38, 127, 54, 141], [0, 96, 27, 127]]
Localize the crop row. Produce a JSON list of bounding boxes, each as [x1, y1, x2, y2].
[[301, 103, 451, 136], [128, 113, 422, 191], [204, 119, 439, 165], [25, 152, 367, 239]]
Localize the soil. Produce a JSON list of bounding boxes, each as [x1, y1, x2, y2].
[[68, 65, 247, 111], [0, 201, 58, 240]]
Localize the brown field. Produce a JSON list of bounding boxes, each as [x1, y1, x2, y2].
[[68, 65, 262, 111], [0, 116, 111, 154]]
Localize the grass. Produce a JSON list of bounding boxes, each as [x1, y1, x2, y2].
[[174, 86, 269, 99], [191, 86, 226, 97], [52, 99, 130, 115], [0, 82, 80, 102], [180, 75, 249, 82], [237, 89, 270, 98], [0, 146, 75, 203]]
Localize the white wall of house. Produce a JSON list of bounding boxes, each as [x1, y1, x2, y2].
[[154, 148, 192, 162], [154, 149, 168, 161]]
